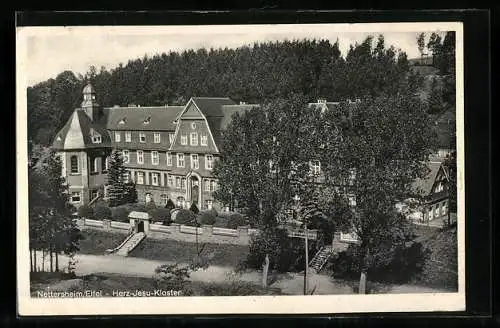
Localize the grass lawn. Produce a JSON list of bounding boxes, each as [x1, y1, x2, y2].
[[30, 272, 282, 297], [129, 238, 249, 267], [78, 229, 127, 255]]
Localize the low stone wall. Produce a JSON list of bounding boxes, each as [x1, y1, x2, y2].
[[76, 218, 257, 245]]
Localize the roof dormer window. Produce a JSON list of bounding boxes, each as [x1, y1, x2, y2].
[[90, 128, 102, 144], [143, 116, 151, 125], [118, 118, 127, 125]]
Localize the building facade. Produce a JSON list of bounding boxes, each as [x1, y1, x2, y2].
[[52, 84, 258, 211]]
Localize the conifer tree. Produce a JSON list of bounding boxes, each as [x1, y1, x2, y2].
[[107, 150, 127, 207]]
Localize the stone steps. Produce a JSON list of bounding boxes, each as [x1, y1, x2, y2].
[[116, 232, 146, 256]]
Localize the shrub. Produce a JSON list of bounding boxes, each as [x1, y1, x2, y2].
[[94, 205, 112, 220], [112, 206, 131, 223], [190, 203, 199, 214], [145, 200, 157, 211], [226, 213, 247, 229], [174, 209, 197, 226], [329, 241, 429, 284], [78, 204, 94, 219], [243, 226, 316, 273], [149, 207, 172, 224], [208, 208, 218, 217], [165, 199, 176, 210], [129, 203, 146, 212], [198, 211, 217, 226]]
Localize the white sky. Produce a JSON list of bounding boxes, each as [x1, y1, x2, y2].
[[19, 24, 451, 86]]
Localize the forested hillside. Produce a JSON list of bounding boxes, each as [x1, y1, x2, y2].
[[27, 32, 455, 147]]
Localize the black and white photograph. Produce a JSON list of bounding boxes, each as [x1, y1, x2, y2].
[[16, 21, 465, 315]]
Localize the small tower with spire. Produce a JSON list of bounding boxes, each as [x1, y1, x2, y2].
[[81, 83, 101, 122]]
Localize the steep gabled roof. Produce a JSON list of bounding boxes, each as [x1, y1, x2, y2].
[[191, 97, 237, 117], [104, 106, 184, 131], [411, 161, 444, 196], [52, 110, 111, 150]]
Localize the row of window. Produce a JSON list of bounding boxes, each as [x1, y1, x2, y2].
[[428, 202, 448, 221], [122, 150, 214, 169], [114, 131, 208, 146], [127, 170, 218, 191]]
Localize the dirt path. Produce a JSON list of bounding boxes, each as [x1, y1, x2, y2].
[[32, 252, 447, 295]]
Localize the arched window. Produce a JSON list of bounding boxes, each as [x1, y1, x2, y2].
[[160, 194, 168, 205], [70, 155, 79, 173], [91, 157, 100, 173], [176, 196, 185, 208]]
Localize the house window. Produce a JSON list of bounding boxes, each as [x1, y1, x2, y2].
[[115, 132, 121, 142], [145, 193, 152, 203], [204, 179, 210, 192], [181, 177, 186, 190], [166, 152, 172, 166], [154, 132, 161, 143], [205, 155, 214, 170], [71, 192, 81, 203], [169, 133, 175, 144], [348, 194, 357, 207], [167, 175, 173, 187], [311, 160, 321, 175], [101, 157, 107, 172], [125, 131, 131, 142], [177, 153, 185, 167], [137, 150, 144, 164], [191, 122, 197, 129], [139, 132, 146, 143], [152, 172, 159, 186], [92, 157, 100, 173], [210, 180, 215, 192], [92, 133, 102, 144], [70, 155, 79, 173], [137, 172, 144, 184], [161, 194, 168, 205], [181, 134, 188, 145], [442, 202, 448, 216], [205, 200, 213, 210], [200, 135, 208, 146], [191, 154, 199, 169], [175, 177, 181, 189], [151, 151, 159, 165], [434, 205, 440, 217], [190, 132, 198, 146], [122, 150, 130, 164]]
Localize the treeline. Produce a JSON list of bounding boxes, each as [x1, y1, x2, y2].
[[28, 35, 417, 146]]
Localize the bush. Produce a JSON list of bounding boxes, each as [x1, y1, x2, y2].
[[329, 241, 429, 284], [198, 211, 217, 226], [149, 207, 172, 224], [78, 204, 94, 219], [128, 203, 146, 212], [112, 206, 130, 223], [145, 200, 157, 211], [189, 203, 200, 214], [243, 226, 316, 273], [174, 209, 197, 226], [226, 213, 247, 229], [165, 199, 176, 210], [94, 205, 112, 220]]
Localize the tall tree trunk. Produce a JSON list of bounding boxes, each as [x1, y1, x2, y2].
[[359, 271, 367, 294], [34, 249, 37, 272], [55, 252, 59, 272], [262, 254, 270, 288], [50, 250, 53, 273]]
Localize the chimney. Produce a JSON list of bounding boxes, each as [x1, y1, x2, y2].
[[317, 99, 327, 104]]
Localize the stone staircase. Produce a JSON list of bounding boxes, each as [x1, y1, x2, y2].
[[309, 245, 334, 273], [115, 232, 146, 256]]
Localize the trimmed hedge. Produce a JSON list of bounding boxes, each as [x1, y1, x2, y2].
[[78, 204, 94, 219], [174, 209, 197, 226], [227, 213, 247, 229], [111, 206, 131, 223], [94, 205, 112, 220], [198, 211, 217, 226], [149, 207, 172, 224]]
